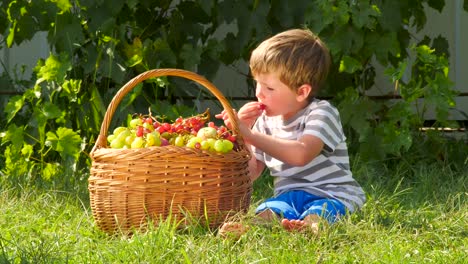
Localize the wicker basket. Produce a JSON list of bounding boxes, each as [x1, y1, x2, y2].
[[88, 69, 252, 235]]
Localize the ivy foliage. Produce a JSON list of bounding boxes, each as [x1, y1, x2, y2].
[[0, 0, 466, 186]]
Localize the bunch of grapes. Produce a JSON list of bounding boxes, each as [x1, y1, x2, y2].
[[107, 109, 238, 153]]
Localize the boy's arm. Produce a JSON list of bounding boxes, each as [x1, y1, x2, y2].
[[243, 129, 324, 167], [216, 104, 323, 167], [245, 143, 265, 181]]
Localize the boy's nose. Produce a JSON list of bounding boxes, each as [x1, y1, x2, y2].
[[255, 86, 263, 99]]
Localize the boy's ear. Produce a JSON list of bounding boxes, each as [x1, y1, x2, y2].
[[296, 84, 312, 102]]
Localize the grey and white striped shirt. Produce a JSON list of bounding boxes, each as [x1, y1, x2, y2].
[[252, 99, 366, 212]]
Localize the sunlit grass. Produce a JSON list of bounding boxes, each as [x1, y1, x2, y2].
[[0, 161, 466, 263]]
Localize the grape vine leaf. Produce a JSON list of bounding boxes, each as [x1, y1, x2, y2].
[[36, 53, 71, 84], [0, 124, 24, 149], [351, 3, 380, 29], [53, 0, 72, 13], [45, 127, 82, 160], [377, 0, 402, 31], [339, 55, 363, 74], [180, 43, 202, 71], [48, 13, 85, 53], [61, 79, 82, 102], [5, 95, 24, 123], [42, 102, 62, 120]]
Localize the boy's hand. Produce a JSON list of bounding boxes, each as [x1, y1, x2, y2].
[[237, 101, 265, 128], [215, 101, 264, 129]]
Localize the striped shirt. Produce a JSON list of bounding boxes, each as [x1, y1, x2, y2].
[[252, 99, 366, 212]]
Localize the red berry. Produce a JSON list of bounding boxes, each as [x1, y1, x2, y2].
[[162, 123, 171, 131], [208, 122, 217, 129], [136, 126, 144, 137], [259, 103, 266, 110]]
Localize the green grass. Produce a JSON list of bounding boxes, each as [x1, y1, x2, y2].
[[0, 161, 466, 264]]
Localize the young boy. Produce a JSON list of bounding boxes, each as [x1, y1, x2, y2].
[[216, 28, 366, 236]]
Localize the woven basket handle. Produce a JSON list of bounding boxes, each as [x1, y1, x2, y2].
[[92, 69, 243, 152]]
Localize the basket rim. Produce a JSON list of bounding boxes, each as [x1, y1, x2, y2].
[[91, 68, 245, 155]]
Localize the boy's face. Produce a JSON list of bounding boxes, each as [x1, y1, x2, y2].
[[255, 71, 307, 120]]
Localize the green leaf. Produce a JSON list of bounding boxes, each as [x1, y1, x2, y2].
[[180, 43, 202, 71], [42, 102, 62, 120], [378, 1, 402, 31], [50, 0, 72, 13], [5, 95, 24, 123], [365, 31, 399, 65], [339, 55, 362, 73], [153, 39, 177, 67], [6, 21, 16, 47], [49, 13, 85, 53], [351, 3, 380, 29], [21, 144, 34, 161], [42, 162, 60, 180], [384, 60, 408, 83], [45, 127, 82, 159], [416, 45, 436, 64], [61, 79, 82, 102], [304, 2, 334, 34], [465, 0, 468, 11], [36, 53, 72, 84], [0, 124, 25, 149], [89, 84, 107, 131], [327, 25, 364, 57]]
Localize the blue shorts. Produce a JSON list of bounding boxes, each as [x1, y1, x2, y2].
[[255, 190, 347, 223]]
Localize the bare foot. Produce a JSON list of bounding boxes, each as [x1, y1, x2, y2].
[[218, 222, 249, 239], [281, 215, 320, 234]]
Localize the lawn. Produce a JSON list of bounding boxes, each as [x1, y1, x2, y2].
[[0, 160, 466, 263]]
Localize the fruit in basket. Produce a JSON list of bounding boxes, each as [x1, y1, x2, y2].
[[197, 127, 217, 140], [214, 139, 234, 153], [131, 137, 145, 149], [106, 109, 239, 153]]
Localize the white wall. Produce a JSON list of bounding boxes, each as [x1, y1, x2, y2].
[[1, 31, 49, 81]]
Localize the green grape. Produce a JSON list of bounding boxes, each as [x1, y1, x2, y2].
[[222, 140, 234, 152], [107, 134, 116, 143], [143, 122, 154, 132], [200, 140, 211, 150], [161, 132, 172, 139], [146, 132, 161, 146], [186, 136, 202, 148], [110, 138, 125, 149], [117, 129, 132, 141], [125, 135, 135, 147], [129, 118, 143, 128], [213, 139, 224, 152], [131, 137, 145, 148], [113, 126, 128, 136], [174, 135, 185, 147], [214, 139, 234, 153], [206, 138, 216, 150]]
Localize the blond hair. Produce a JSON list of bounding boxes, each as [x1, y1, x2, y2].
[[249, 28, 331, 99]]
